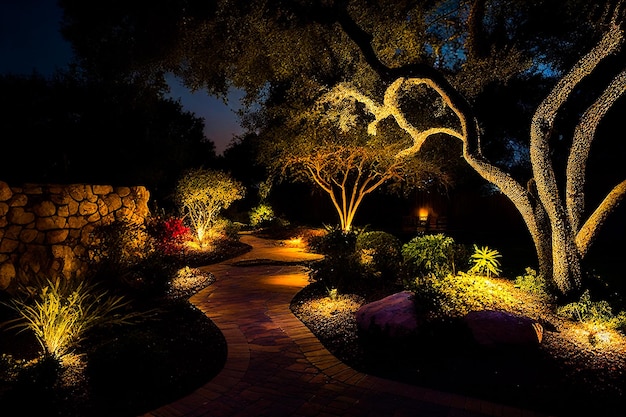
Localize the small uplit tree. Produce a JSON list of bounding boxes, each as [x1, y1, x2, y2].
[[174, 168, 245, 245], [260, 101, 453, 232]]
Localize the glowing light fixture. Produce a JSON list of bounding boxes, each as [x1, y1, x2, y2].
[[418, 207, 429, 228], [418, 208, 429, 222]]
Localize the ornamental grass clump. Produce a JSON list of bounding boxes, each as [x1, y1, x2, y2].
[[3, 277, 139, 361]]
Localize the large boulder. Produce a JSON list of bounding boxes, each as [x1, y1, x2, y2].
[[356, 291, 422, 339], [463, 310, 543, 348]]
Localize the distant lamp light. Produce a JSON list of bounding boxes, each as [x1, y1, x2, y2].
[[418, 208, 429, 227]]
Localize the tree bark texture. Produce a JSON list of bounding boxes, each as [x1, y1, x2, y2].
[[335, 8, 626, 297]]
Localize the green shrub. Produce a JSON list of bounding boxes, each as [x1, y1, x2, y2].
[[211, 216, 241, 240], [308, 224, 360, 257], [355, 231, 402, 281], [467, 245, 502, 278], [557, 290, 626, 332], [88, 221, 154, 281], [402, 233, 467, 279], [3, 277, 140, 360], [408, 272, 519, 318], [249, 203, 275, 227], [308, 225, 364, 290], [88, 221, 180, 295], [514, 267, 553, 299]]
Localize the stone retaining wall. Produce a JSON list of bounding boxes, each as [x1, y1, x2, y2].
[[0, 181, 150, 291]]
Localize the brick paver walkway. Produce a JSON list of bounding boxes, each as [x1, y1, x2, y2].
[[142, 234, 552, 417]]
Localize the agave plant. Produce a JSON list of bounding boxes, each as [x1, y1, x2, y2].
[[468, 245, 502, 278]]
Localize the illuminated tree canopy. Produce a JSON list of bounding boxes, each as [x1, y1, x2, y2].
[[174, 168, 245, 244], [259, 97, 454, 231], [60, 0, 626, 297], [60, 0, 602, 101], [320, 15, 626, 295]]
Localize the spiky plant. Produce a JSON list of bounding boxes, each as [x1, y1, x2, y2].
[[3, 277, 139, 360], [467, 245, 502, 278]]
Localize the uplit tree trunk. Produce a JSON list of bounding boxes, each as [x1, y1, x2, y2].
[[287, 147, 405, 232], [529, 21, 626, 295], [331, 14, 626, 297]]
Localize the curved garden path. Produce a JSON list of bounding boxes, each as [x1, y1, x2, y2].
[[142, 233, 550, 417]]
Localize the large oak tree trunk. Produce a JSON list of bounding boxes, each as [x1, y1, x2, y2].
[[334, 6, 626, 298]]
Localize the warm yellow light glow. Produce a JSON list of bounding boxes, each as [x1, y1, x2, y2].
[[196, 226, 206, 243], [285, 237, 303, 247], [305, 295, 364, 319], [184, 241, 202, 250], [418, 208, 429, 221], [261, 273, 309, 287]]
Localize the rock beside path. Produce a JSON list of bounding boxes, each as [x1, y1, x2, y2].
[[356, 291, 422, 339], [463, 309, 543, 348]]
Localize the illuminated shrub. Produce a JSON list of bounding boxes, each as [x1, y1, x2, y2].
[[249, 203, 275, 228], [308, 225, 363, 290], [89, 221, 152, 278], [355, 231, 402, 281], [514, 267, 554, 299], [402, 233, 468, 279], [148, 216, 191, 255], [174, 168, 245, 246], [206, 216, 241, 241], [90, 220, 177, 295], [309, 225, 359, 258], [408, 272, 519, 318], [557, 290, 626, 332]]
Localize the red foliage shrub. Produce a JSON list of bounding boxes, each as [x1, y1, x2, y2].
[[149, 216, 192, 255]]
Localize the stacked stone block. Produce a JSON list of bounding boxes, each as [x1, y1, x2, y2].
[[0, 181, 150, 291]]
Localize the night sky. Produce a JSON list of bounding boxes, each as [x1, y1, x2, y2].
[[0, 0, 243, 155]]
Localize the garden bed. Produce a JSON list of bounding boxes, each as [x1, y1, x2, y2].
[[0, 237, 251, 417], [0, 299, 226, 417], [291, 279, 626, 417]]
